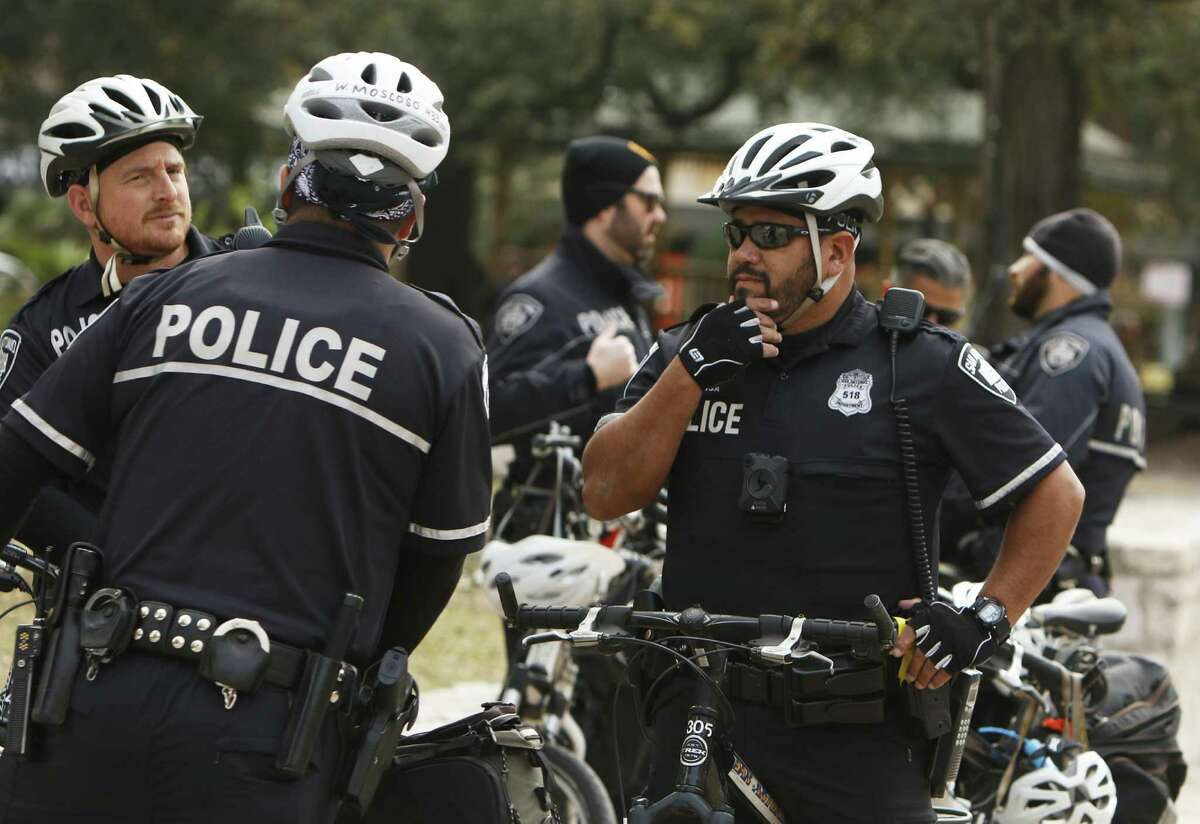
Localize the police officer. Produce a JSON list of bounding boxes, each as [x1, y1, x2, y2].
[[1, 75, 223, 554], [583, 122, 1085, 823], [488, 138, 664, 525], [0, 52, 490, 823], [882, 238, 972, 328], [946, 209, 1145, 595]]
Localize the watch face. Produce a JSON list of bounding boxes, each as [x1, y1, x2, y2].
[[977, 601, 1004, 624]]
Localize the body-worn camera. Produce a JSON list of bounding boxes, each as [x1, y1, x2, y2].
[[739, 453, 789, 519]]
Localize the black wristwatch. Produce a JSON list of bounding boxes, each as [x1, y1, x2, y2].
[[968, 595, 1011, 643]]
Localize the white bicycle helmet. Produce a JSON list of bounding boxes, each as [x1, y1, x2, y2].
[[994, 750, 1117, 824], [284, 51, 449, 180], [699, 123, 884, 317], [476, 536, 627, 617], [39, 75, 201, 197]]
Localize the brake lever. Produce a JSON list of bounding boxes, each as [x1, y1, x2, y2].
[[522, 631, 571, 647]]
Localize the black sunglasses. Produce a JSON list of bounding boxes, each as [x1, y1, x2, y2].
[[923, 305, 963, 326], [627, 188, 665, 212], [723, 221, 824, 251]]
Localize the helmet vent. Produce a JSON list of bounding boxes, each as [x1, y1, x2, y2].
[[90, 103, 126, 123], [740, 134, 772, 170], [831, 140, 857, 152], [397, 73, 412, 93], [169, 94, 186, 113], [361, 102, 400, 123], [361, 64, 377, 84], [408, 125, 442, 147], [45, 122, 94, 139], [102, 87, 141, 114], [774, 170, 833, 189], [142, 84, 162, 113], [303, 99, 344, 120], [759, 135, 813, 176], [780, 150, 821, 169], [308, 67, 334, 82]]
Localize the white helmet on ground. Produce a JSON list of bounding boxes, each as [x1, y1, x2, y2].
[[699, 123, 884, 317], [284, 51, 449, 180], [995, 750, 1117, 824], [39, 75, 201, 198], [476, 536, 627, 617]]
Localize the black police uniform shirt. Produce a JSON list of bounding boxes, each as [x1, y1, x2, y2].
[[0, 222, 492, 661], [0, 226, 222, 518], [611, 290, 1066, 622], [487, 226, 657, 444], [989, 292, 1146, 558]]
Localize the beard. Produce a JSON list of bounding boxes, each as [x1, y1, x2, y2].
[[1011, 268, 1050, 320], [608, 204, 656, 270], [728, 255, 816, 325]]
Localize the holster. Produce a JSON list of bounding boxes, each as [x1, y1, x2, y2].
[[343, 647, 417, 814], [903, 679, 953, 740], [31, 544, 103, 726]]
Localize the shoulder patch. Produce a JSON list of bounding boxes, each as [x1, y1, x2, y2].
[[0, 330, 21, 390], [493, 294, 544, 344], [957, 343, 1017, 405], [1039, 332, 1090, 376]]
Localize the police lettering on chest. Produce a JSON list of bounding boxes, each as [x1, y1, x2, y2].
[[575, 306, 636, 337], [686, 399, 744, 435], [152, 304, 386, 402]]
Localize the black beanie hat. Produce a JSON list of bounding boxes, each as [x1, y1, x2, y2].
[[1022, 208, 1122, 294], [561, 136, 657, 226]]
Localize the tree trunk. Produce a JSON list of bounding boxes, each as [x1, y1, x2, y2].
[[973, 0, 1086, 346], [404, 149, 492, 325]]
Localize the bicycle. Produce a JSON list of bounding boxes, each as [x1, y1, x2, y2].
[[492, 571, 980, 823]]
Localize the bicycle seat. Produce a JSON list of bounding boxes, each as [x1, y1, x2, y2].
[[1033, 597, 1127, 636]]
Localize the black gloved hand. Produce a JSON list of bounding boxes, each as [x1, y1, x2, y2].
[[908, 600, 996, 674], [677, 301, 765, 389]]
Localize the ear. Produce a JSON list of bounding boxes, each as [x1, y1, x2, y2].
[[825, 231, 857, 276], [65, 183, 97, 230], [881, 279, 893, 295], [393, 212, 417, 243]]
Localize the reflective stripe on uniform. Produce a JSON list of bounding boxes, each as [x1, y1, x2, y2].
[[975, 443, 1063, 509], [1087, 439, 1147, 470], [11, 398, 96, 470], [113, 361, 431, 453], [407, 517, 491, 541]]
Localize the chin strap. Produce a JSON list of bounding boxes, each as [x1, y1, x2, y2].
[[774, 212, 848, 329]]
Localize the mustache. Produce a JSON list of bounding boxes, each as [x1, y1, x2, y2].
[[727, 263, 770, 292]]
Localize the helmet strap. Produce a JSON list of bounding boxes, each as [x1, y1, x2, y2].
[[778, 211, 844, 326]]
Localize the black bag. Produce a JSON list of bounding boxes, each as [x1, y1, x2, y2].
[[1088, 653, 1188, 824], [352, 704, 559, 824]]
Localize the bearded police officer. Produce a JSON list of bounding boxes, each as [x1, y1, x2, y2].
[[944, 209, 1145, 595], [583, 123, 1085, 823], [0, 53, 489, 823], [0, 76, 226, 555], [487, 137, 665, 531]]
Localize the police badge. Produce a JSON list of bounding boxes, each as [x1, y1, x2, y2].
[[493, 294, 544, 344], [828, 369, 873, 417], [0, 330, 21, 391], [1039, 332, 1090, 376]]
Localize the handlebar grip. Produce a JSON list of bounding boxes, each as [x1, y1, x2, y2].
[[863, 595, 895, 647], [800, 618, 878, 646], [494, 573, 519, 624], [515, 606, 589, 630]]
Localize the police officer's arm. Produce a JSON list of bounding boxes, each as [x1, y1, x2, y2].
[[382, 351, 492, 653], [0, 300, 122, 502], [1005, 334, 1110, 464], [486, 293, 599, 441], [0, 424, 65, 540], [584, 298, 780, 519], [894, 341, 1085, 688], [0, 315, 102, 550]]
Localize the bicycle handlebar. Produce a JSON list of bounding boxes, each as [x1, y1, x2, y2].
[[493, 573, 893, 660]]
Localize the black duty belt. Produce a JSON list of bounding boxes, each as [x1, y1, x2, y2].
[[725, 657, 893, 727], [126, 600, 309, 691]]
